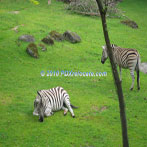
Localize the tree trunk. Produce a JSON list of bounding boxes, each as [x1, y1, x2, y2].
[[95, 0, 129, 147]]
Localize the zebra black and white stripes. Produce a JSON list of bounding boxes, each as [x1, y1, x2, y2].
[[33, 86, 77, 122], [101, 44, 140, 90]]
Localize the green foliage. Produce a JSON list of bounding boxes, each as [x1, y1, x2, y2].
[[30, 0, 39, 5], [0, 0, 147, 147]]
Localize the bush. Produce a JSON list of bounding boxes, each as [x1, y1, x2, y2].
[[66, 0, 122, 18], [56, 0, 72, 3]]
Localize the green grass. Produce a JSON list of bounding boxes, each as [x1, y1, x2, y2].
[[0, 0, 147, 146]]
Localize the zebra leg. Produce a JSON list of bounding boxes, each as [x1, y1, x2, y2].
[[136, 69, 140, 90], [119, 66, 122, 82], [61, 106, 68, 116], [64, 98, 75, 118], [130, 69, 135, 90]]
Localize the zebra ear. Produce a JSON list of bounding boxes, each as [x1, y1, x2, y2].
[[37, 91, 43, 106], [112, 44, 117, 48], [37, 91, 42, 97], [111, 44, 114, 48]]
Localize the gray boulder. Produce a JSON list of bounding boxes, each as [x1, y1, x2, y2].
[[18, 35, 35, 42], [63, 31, 81, 43], [26, 43, 39, 58]]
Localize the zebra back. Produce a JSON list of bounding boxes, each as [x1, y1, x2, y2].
[[37, 87, 68, 111], [111, 45, 140, 69]]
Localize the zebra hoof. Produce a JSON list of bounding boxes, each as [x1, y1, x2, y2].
[[64, 113, 67, 116], [72, 115, 75, 118], [39, 118, 44, 122], [138, 87, 140, 90], [130, 88, 133, 91], [64, 110, 68, 116]]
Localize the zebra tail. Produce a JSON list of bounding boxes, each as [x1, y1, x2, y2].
[[70, 104, 78, 109], [136, 55, 141, 71], [63, 103, 78, 109]]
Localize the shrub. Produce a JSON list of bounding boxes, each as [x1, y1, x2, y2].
[[66, 0, 123, 18]]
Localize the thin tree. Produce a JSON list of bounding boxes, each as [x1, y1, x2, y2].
[[95, 0, 129, 146]]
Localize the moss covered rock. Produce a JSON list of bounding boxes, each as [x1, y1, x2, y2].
[[121, 20, 138, 29], [41, 36, 54, 45], [26, 43, 39, 58], [38, 43, 47, 51], [49, 31, 64, 41], [63, 30, 81, 43]]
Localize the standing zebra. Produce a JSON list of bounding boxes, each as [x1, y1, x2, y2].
[[101, 44, 140, 90], [33, 86, 77, 122]]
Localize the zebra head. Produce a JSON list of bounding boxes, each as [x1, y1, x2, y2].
[[33, 91, 45, 122], [101, 45, 108, 64]]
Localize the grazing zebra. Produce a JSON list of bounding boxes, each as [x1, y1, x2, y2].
[[33, 86, 77, 122], [101, 44, 140, 90]]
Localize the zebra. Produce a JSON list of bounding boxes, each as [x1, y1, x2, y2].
[[101, 44, 140, 90], [33, 86, 77, 122]]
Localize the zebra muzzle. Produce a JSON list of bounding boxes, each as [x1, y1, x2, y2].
[[101, 60, 104, 64], [39, 116, 44, 122]]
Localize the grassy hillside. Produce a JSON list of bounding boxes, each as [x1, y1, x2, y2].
[[0, 0, 147, 146]]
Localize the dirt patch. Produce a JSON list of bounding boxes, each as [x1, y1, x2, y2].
[[91, 105, 108, 112], [9, 11, 20, 14], [0, 93, 13, 106], [91, 105, 99, 111], [11, 24, 24, 33], [79, 105, 109, 120], [99, 106, 108, 112]]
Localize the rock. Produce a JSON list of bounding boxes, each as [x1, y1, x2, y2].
[[49, 30, 64, 41], [120, 20, 138, 29], [140, 62, 147, 74], [41, 36, 54, 45], [18, 35, 35, 42], [26, 43, 39, 58], [38, 43, 47, 51], [63, 30, 81, 43]]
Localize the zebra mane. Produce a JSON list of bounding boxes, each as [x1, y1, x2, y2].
[[111, 44, 117, 48]]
